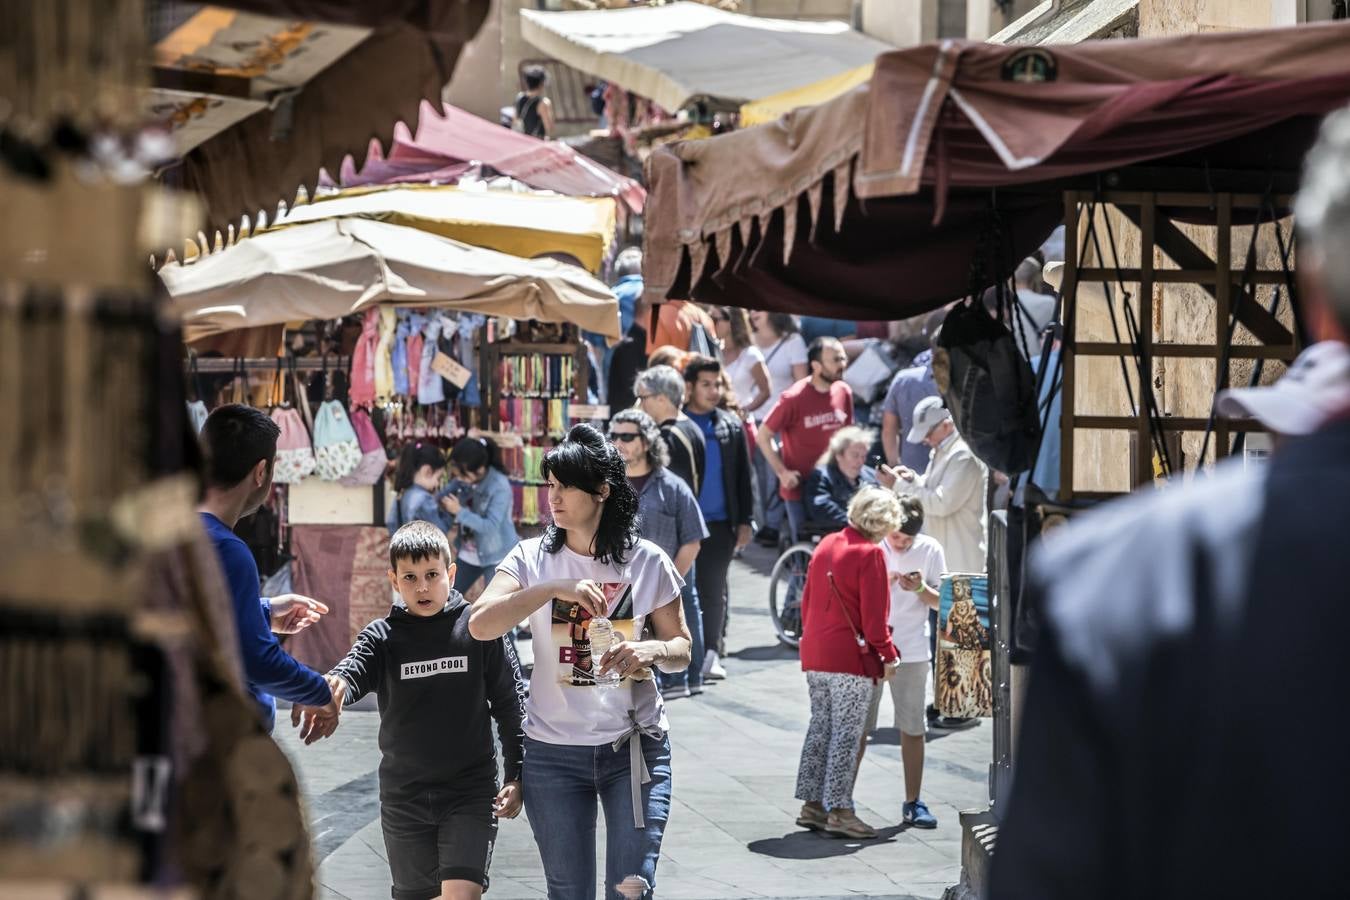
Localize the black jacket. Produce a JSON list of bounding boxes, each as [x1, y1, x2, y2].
[[661, 416, 706, 497], [990, 417, 1350, 900], [804, 462, 878, 531], [685, 406, 755, 529], [330, 594, 526, 799]]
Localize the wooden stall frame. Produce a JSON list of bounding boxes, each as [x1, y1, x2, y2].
[[1058, 188, 1301, 499]]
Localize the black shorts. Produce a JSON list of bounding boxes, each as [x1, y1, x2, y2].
[[381, 787, 498, 899]]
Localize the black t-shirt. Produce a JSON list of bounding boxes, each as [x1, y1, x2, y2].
[[515, 92, 546, 138]]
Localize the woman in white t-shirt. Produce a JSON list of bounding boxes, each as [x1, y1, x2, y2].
[[749, 311, 809, 424], [748, 311, 809, 541], [713, 306, 771, 418], [470, 423, 692, 900]]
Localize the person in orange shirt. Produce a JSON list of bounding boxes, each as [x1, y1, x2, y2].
[[646, 300, 717, 357]]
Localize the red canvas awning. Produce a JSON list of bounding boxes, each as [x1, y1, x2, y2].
[[157, 1, 490, 227], [326, 101, 646, 212], [643, 21, 1350, 320]]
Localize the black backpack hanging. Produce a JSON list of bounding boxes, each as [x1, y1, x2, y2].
[[935, 298, 1042, 475]]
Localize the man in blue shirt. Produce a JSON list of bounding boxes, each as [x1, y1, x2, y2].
[[584, 246, 644, 402], [881, 349, 940, 471], [682, 355, 755, 681], [198, 404, 338, 733]]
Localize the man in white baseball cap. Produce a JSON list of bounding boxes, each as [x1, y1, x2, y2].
[[1216, 341, 1350, 438], [882, 395, 988, 575]]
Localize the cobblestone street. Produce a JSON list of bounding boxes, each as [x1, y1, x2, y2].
[[277, 544, 993, 900]]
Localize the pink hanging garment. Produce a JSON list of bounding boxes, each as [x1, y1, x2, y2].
[[349, 308, 379, 409]]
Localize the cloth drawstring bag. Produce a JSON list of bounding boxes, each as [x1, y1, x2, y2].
[[271, 407, 316, 483], [312, 400, 362, 481], [339, 407, 389, 486], [349, 308, 379, 409]]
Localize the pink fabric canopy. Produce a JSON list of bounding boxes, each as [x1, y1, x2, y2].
[[323, 100, 645, 212]]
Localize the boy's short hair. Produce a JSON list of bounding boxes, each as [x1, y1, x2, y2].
[[389, 521, 453, 570], [201, 404, 280, 488], [682, 354, 721, 384]]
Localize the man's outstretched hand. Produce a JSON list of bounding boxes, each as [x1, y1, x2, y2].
[[292, 675, 346, 745], [270, 593, 329, 634]]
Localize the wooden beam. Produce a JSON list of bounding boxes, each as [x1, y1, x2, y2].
[[1137, 194, 1156, 487], [1116, 207, 1295, 347], [1060, 194, 1081, 501], [1074, 342, 1297, 360], [1076, 415, 1269, 432], [1077, 268, 1290, 285], [1215, 195, 1232, 460], [151, 66, 254, 100]]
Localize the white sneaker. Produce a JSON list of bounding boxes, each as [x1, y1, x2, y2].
[[704, 650, 728, 681]]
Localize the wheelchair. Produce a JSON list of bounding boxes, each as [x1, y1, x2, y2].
[[766, 520, 838, 648]]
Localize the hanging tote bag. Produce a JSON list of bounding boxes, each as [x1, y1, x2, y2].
[[339, 407, 389, 486], [312, 400, 362, 481], [271, 407, 316, 484], [934, 573, 994, 718]]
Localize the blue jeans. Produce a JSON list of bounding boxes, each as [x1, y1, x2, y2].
[[660, 574, 703, 691], [784, 499, 806, 545], [752, 443, 784, 532], [523, 734, 673, 900]]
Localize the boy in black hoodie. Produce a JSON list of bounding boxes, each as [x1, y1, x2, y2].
[[297, 520, 525, 900]]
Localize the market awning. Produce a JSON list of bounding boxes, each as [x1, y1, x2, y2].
[[519, 1, 889, 114], [325, 100, 645, 212], [159, 217, 621, 341], [151, 1, 489, 227], [738, 64, 873, 128], [644, 21, 1350, 319], [271, 184, 618, 273]]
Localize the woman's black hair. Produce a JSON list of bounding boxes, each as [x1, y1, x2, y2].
[[393, 442, 446, 493], [449, 435, 503, 475], [541, 423, 638, 565]]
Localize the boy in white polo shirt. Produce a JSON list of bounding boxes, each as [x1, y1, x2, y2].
[[865, 495, 945, 829]]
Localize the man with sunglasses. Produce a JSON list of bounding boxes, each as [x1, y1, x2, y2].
[[609, 410, 709, 699]]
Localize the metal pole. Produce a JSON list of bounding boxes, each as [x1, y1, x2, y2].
[[988, 509, 1013, 815]]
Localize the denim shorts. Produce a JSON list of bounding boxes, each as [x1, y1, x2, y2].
[[381, 786, 498, 899]]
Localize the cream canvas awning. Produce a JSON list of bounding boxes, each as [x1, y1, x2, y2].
[[520, 1, 889, 113], [271, 184, 618, 273], [160, 217, 621, 341]]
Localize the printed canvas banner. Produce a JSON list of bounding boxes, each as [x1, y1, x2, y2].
[[934, 573, 993, 718], [551, 581, 652, 687]]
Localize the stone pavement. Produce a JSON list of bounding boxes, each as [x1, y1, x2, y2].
[[276, 543, 992, 900]]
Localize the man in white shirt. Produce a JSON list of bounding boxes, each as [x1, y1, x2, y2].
[[883, 396, 989, 574], [864, 496, 945, 829]]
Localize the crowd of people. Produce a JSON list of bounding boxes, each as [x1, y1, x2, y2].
[[192, 245, 1038, 895]]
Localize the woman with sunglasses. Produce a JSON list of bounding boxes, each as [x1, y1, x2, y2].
[[608, 410, 708, 696]]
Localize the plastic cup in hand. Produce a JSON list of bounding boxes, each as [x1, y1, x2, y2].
[[589, 617, 620, 688]]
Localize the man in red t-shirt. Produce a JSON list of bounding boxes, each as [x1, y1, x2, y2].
[[757, 336, 853, 542]]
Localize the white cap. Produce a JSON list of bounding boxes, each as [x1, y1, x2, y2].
[[908, 395, 952, 443], [1215, 341, 1350, 436]]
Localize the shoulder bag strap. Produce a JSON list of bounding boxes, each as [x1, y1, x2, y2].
[[763, 337, 787, 366], [667, 425, 700, 496], [826, 571, 866, 648]]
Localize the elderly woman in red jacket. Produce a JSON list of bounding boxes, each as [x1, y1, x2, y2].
[[794, 486, 905, 840]]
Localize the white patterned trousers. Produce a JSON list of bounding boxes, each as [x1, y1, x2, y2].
[[795, 671, 878, 812]]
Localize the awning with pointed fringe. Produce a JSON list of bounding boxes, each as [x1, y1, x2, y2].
[[151, 1, 489, 228], [643, 21, 1350, 320], [321, 101, 646, 213]]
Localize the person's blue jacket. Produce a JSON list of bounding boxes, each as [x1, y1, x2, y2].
[[803, 462, 879, 532], [201, 512, 331, 731], [386, 484, 454, 535], [445, 468, 519, 568]]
